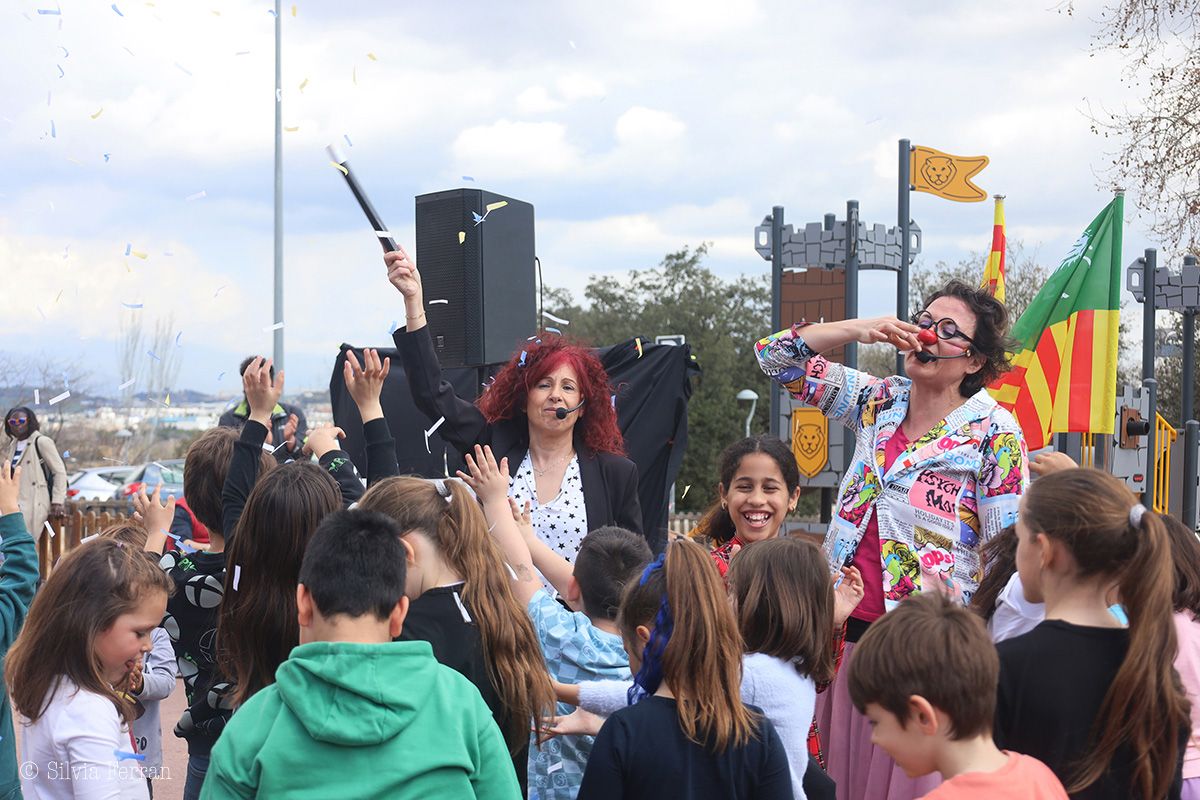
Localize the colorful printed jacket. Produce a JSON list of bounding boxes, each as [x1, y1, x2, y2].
[[755, 329, 1028, 610]]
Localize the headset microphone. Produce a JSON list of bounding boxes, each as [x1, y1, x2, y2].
[[555, 401, 587, 420], [913, 351, 970, 363]]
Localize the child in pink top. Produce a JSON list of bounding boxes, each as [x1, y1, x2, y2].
[[1164, 515, 1200, 799], [846, 593, 1067, 800]]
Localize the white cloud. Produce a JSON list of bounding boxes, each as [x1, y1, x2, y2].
[[451, 120, 581, 179], [556, 73, 606, 102], [614, 107, 686, 146], [516, 86, 564, 114]]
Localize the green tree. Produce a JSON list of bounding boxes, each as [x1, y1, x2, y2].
[[545, 244, 772, 512]]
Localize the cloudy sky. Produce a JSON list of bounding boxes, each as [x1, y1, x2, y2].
[[0, 0, 1156, 396]]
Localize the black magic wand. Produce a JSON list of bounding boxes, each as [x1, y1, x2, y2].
[[325, 143, 398, 253]]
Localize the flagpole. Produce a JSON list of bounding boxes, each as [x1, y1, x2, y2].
[[897, 139, 911, 376]]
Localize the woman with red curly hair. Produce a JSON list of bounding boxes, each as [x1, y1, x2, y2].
[[382, 247, 644, 558]]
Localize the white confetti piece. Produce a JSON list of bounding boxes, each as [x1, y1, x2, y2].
[[43, 521, 56, 539], [424, 416, 445, 453], [452, 590, 472, 623], [548, 762, 563, 774], [185, 190, 206, 201], [264, 322, 284, 332], [428, 299, 448, 305], [48, 390, 70, 405], [81, 533, 99, 544], [118, 379, 134, 390], [34, 389, 40, 405], [681, 484, 692, 500], [374, 230, 392, 238], [542, 311, 570, 325], [233, 565, 242, 590]]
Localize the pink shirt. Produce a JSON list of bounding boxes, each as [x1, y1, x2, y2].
[[1173, 610, 1200, 779], [920, 752, 1068, 800], [849, 426, 909, 623]]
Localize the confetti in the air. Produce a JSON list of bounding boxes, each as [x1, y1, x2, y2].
[[217, 371, 226, 381], [542, 310, 571, 326], [44, 521, 56, 539], [423, 417, 446, 454], [214, 285, 226, 297], [330, 161, 348, 176], [37, 8, 62, 14], [635, 338, 644, 358], [367, 52, 378, 61], [519, 350, 528, 367], [545, 327, 561, 335], [462, 175, 475, 182], [458, 231, 466, 244], [124, 243, 132, 256], [111, 3, 123, 15], [298, 78, 309, 92], [485, 200, 508, 213], [147, 350, 160, 362], [56, 64, 64, 78], [264, 322, 284, 332], [233, 565, 242, 589], [90, 108, 104, 119], [429, 299, 448, 305], [48, 391, 70, 405], [121, 302, 144, 310], [681, 484, 692, 500], [119, 379, 135, 391], [50, 119, 56, 138], [34, 390, 40, 405], [284, 126, 299, 132], [175, 62, 193, 76], [343, 134, 353, 147], [175, 331, 182, 347], [114, 750, 144, 762], [185, 190, 207, 201]]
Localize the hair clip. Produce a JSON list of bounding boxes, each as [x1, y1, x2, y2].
[[1129, 503, 1147, 527], [433, 479, 452, 501]]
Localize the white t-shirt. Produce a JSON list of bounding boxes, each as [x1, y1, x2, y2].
[[19, 678, 149, 800]]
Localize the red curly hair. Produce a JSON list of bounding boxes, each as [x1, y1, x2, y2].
[[477, 336, 626, 457]]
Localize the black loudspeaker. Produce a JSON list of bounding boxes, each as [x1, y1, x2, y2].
[[414, 188, 536, 367]]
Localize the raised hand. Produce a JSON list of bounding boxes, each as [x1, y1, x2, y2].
[[282, 413, 299, 453], [856, 317, 922, 351], [832, 565, 865, 627], [1030, 450, 1079, 477], [537, 707, 605, 744], [134, 483, 176, 554], [508, 497, 534, 542], [243, 357, 284, 426], [384, 248, 421, 301], [457, 445, 510, 508], [302, 424, 346, 460], [0, 464, 20, 516], [344, 349, 391, 422]]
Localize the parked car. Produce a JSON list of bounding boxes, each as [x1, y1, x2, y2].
[[67, 466, 136, 502], [114, 459, 186, 508]]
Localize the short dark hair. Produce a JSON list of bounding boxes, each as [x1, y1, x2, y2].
[[299, 509, 408, 621], [921, 279, 1019, 397], [847, 593, 997, 740], [239, 355, 275, 381], [4, 407, 39, 436], [184, 427, 275, 535], [573, 527, 652, 620]]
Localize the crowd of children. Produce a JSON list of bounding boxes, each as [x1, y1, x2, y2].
[[0, 336, 1194, 800]]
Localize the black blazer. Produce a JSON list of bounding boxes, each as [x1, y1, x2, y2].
[[393, 325, 644, 537]]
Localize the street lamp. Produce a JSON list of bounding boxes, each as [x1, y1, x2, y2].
[[736, 389, 759, 438]]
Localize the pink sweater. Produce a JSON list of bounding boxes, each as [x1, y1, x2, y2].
[[1173, 610, 1200, 780]]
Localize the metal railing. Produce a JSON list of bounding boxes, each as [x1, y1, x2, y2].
[[1155, 413, 1178, 514]]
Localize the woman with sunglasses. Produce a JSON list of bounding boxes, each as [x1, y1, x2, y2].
[[1, 407, 67, 568], [754, 279, 1029, 800]]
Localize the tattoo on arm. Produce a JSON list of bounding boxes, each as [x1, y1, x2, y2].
[[515, 563, 536, 583]]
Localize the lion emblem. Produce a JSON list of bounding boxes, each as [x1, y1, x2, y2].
[[796, 424, 823, 458], [921, 156, 957, 189]]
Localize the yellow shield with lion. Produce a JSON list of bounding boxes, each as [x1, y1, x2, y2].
[[790, 408, 828, 479]]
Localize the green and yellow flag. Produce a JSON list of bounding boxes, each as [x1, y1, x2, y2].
[[988, 195, 1123, 450]]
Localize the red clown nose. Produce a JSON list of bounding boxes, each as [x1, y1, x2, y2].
[[917, 328, 938, 346]]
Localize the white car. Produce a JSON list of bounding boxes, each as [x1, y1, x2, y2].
[[67, 466, 136, 502]]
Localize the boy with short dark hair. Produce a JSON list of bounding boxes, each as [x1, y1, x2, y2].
[[846, 593, 1067, 799], [460, 444, 652, 800], [202, 509, 519, 799]]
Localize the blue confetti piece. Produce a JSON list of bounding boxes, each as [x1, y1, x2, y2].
[[462, 175, 475, 182], [50, 120, 56, 138], [110, 3, 123, 16], [113, 750, 144, 761], [611, 394, 616, 408], [267, 8, 277, 15], [59, 45, 69, 58], [124, 243, 131, 256], [121, 302, 143, 309], [545, 327, 561, 335], [175, 331, 182, 347], [62, 450, 70, 459], [175, 62, 192, 77], [217, 371, 226, 381], [388, 320, 398, 335], [471, 211, 484, 226], [518, 350, 527, 367], [343, 134, 353, 147], [47, 91, 51, 106], [56, 64, 64, 78], [103, 153, 111, 162], [164, 531, 196, 554], [36, 8, 61, 14], [146, 350, 160, 362]]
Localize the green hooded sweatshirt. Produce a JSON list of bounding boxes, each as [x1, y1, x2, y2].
[[201, 640, 521, 800]]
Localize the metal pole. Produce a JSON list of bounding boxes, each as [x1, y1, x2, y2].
[[1143, 249, 1157, 383], [272, 0, 284, 371], [823, 213, 835, 270], [845, 200, 860, 473], [770, 206, 784, 438], [1184, 421, 1199, 531], [1145, 378, 1158, 509], [744, 397, 757, 438], [1183, 255, 1197, 427], [897, 138, 912, 376]]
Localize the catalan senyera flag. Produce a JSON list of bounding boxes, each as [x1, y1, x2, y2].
[[988, 194, 1123, 451], [980, 196, 1006, 302]]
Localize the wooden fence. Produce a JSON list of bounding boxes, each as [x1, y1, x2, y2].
[[39, 501, 133, 580]]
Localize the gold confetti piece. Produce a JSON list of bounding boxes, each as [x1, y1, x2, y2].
[[132, 250, 148, 259], [352, 66, 357, 85], [55, 289, 64, 303], [164, 392, 171, 406], [458, 231, 466, 244], [484, 200, 508, 213], [284, 126, 299, 132], [211, 9, 219, 15], [291, 4, 296, 15], [330, 160, 348, 176], [90, 107, 104, 119], [298, 77, 308, 92], [367, 52, 378, 61]]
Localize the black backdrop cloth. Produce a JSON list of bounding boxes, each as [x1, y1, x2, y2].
[[329, 337, 698, 551]]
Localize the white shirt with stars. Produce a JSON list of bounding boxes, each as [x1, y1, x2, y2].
[[510, 452, 589, 564]]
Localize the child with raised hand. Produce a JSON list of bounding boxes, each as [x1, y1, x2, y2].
[[460, 444, 651, 799], [577, 538, 793, 800], [202, 508, 519, 800], [98, 523, 179, 798], [357, 474, 555, 795], [0, 463, 40, 799], [846, 593, 1066, 799], [996, 468, 1190, 799], [136, 429, 274, 800], [342, 348, 403, 485], [8, 534, 173, 799]]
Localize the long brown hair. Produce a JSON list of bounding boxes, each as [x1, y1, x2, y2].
[[7, 538, 173, 724], [619, 538, 755, 753], [357, 476, 554, 751], [1162, 515, 1200, 620], [968, 525, 1018, 623], [217, 461, 341, 707], [1023, 469, 1189, 799], [726, 537, 835, 684]]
